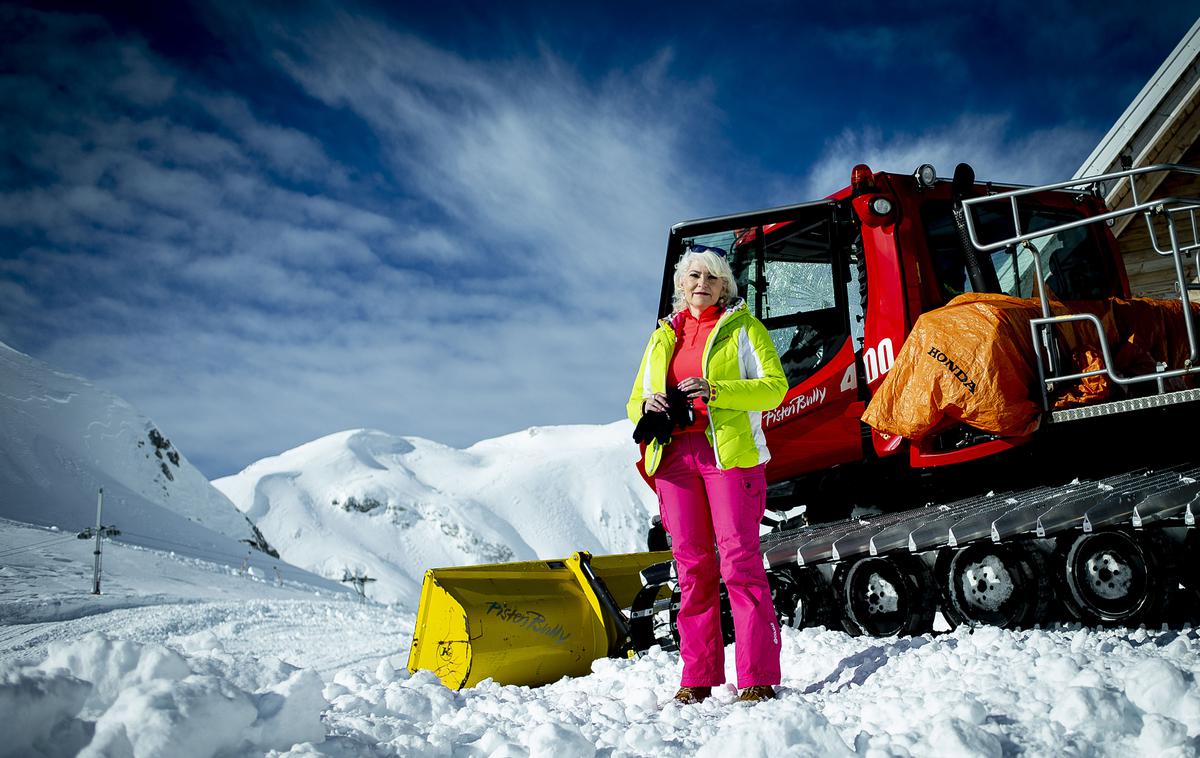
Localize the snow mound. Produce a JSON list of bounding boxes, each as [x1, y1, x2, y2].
[[1, 632, 325, 758], [214, 424, 657, 605], [311, 645, 860, 756], [695, 705, 853, 756]]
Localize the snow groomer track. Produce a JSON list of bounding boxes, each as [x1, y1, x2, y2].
[[754, 461, 1200, 638]]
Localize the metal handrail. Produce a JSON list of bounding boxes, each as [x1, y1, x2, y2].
[[960, 163, 1200, 252], [1127, 166, 1200, 257], [1145, 203, 1200, 256], [957, 164, 1200, 409], [1028, 313, 1196, 386]]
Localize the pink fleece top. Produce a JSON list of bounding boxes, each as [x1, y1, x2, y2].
[[668, 305, 720, 434]]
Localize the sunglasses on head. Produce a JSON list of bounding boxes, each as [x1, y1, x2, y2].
[[686, 243, 728, 258]]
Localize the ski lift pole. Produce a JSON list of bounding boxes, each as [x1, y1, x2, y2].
[[340, 572, 375, 603], [92, 488, 103, 595]]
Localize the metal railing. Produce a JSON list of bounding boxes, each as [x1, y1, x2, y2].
[[958, 164, 1200, 411]]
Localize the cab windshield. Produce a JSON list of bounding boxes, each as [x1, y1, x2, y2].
[[922, 201, 1116, 304]]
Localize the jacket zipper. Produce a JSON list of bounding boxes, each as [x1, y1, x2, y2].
[[700, 305, 740, 470]]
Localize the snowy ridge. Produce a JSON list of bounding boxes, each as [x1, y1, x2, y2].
[[0, 341, 351, 597], [0, 518, 352, 633], [214, 423, 658, 606], [0, 341, 259, 546]]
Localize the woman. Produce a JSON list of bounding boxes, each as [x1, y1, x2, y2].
[[627, 244, 788, 705]]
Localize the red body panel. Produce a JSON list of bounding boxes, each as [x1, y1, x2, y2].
[[762, 340, 864, 481], [853, 190, 913, 460]]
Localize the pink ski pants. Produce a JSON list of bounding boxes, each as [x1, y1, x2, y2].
[[654, 432, 781, 688]]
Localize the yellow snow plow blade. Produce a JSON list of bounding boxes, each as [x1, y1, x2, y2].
[[407, 550, 670, 690]]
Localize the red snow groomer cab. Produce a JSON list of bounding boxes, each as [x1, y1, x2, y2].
[[634, 162, 1200, 638]]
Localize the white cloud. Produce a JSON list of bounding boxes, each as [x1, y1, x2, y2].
[[194, 94, 341, 184], [802, 115, 1100, 198], [264, 13, 719, 312]]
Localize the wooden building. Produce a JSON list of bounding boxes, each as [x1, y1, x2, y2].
[[1075, 18, 1200, 302]]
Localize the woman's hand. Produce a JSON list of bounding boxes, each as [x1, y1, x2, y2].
[[678, 377, 710, 403], [642, 392, 670, 414]]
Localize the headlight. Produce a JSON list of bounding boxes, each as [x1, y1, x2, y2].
[[914, 164, 937, 188], [870, 197, 893, 215]]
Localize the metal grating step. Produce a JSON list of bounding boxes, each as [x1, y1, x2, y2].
[[1048, 387, 1200, 423]]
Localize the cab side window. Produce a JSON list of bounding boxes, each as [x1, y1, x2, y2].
[[741, 222, 850, 387], [682, 209, 852, 389]]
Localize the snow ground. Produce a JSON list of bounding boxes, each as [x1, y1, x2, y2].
[[5, 519, 1200, 758], [0, 521, 399, 675]]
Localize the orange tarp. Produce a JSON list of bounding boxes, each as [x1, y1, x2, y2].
[[861, 294, 1199, 441], [861, 293, 1049, 440], [1055, 297, 1200, 406]]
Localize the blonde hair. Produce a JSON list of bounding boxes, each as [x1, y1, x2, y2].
[[671, 249, 738, 313]]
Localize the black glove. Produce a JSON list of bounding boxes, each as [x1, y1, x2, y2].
[[632, 387, 696, 446], [632, 408, 672, 445], [665, 387, 695, 430]]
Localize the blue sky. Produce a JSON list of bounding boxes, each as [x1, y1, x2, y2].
[[2, 1, 1196, 478]]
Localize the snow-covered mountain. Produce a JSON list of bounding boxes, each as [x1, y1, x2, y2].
[[0, 340, 277, 565], [213, 424, 658, 606]]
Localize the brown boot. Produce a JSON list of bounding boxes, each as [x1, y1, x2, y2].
[[673, 686, 712, 705], [736, 685, 776, 703]]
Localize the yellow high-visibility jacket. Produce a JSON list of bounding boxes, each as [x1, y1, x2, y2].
[[627, 299, 788, 475]]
